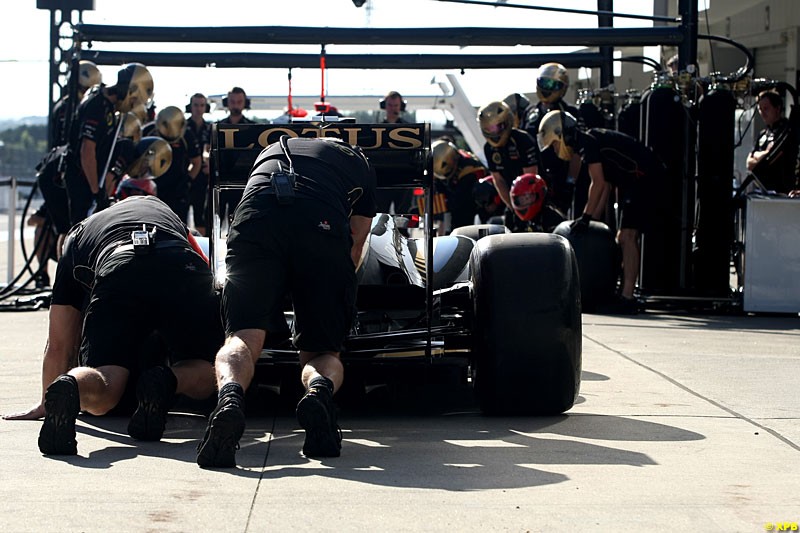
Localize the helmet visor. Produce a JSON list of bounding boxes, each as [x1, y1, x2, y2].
[[537, 77, 565, 93], [512, 192, 535, 210], [483, 121, 507, 140]]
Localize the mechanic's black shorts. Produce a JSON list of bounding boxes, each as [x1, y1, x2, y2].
[[618, 162, 666, 232], [80, 248, 223, 370], [223, 195, 356, 353]]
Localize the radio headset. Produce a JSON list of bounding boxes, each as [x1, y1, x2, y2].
[[271, 135, 297, 205]]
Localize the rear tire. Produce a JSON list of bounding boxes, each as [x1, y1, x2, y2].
[[471, 233, 582, 415], [450, 224, 509, 241], [553, 220, 620, 312]]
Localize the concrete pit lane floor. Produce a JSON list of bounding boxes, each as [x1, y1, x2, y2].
[[1, 307, 799, 532]]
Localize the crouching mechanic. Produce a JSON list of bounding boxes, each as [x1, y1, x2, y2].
[[509, 173, 566, 232], [197, 136, 376, 468], [432, 139, 488, 230], [4, 141, 223, 457], [537, 110, 668, 311]]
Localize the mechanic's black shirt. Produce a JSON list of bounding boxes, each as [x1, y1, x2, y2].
[[483, 128, 538, 182], [52, 196, 191, 310], [219, 115, 257, 125], [525, 100, 580, 136], [49, 96, 70, 148], [239, 137, 377, 222], [449, 152, 488, 228], [186, 118, 212, 149], [155, 127, 202, 196], [751, 117, 799, 193], [576, 128, 659, 189], [71, 86, 117, 178]]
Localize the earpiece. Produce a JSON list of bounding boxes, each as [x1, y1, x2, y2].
[[185, 96, 211, 114], [222, 92, 251, 109], [379, 91, 407, 112]]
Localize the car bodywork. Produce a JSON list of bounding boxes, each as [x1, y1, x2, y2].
[[209, 120, 582, 414]]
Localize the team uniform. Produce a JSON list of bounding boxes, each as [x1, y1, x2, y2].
[[483, 128, 538, 230], [484, 128, 538, 183], [526, 100, 581, 214], [64, 86, 116, 226], [442, 150, 488, 229], [186, 118, 212, 229], [54, 196, 222, 370], [223, 137, 376, 352], [155, 126, 201, 222], [575, 128, 666, 231], [750, 117, 799, 193]]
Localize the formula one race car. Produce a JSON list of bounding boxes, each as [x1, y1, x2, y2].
[[209, 121, 581, 415]]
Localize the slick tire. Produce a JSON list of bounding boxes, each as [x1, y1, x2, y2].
[[450, 224, 509, 241], [553, 220, 620, 312], [470, 233, 582, 415]]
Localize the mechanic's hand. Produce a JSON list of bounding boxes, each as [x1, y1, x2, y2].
[[570, 213, 592, 234], [2, 403, 45, 421]]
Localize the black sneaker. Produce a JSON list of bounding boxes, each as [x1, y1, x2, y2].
[[128, 366, 175, 441], [296, 385, 342, 458], [600, 295, 640, 315], [196, 400, 245, 468], [38, 375, 80, 455]]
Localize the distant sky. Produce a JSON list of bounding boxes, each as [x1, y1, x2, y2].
[[1, 0, 652, 120]]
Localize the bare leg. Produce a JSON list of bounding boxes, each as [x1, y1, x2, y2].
[[171, 359, 215, 399], [214, 329, 265, 390], [300, 351, 343, 393], [68, 365, 129, 415], [617, 228, 640, 299]]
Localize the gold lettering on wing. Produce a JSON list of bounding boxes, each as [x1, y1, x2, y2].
[[222, 128, 254, 149], [258, 128, 298, 147], [388, 127, 423, 149]]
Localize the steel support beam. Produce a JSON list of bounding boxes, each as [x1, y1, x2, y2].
[[81, 51, 606, 70], [75, 24, 684, 48]]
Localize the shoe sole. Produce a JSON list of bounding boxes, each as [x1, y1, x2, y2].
[[297, 394, 341, 458], [38, 379, 78, 455], [196, 407, 245, 468], [128, 374, 169, 441]]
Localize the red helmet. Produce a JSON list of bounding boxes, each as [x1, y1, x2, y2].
[[115, 176, 157, 200], [510, 173, 547, 221]]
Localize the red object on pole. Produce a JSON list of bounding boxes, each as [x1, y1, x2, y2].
[[319, 45, 326, 103]]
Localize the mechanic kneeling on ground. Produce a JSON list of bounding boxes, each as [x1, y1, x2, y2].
[[537, 110, 668, 314], [197, 136, 376, 468], [3, 141, 223, 457]]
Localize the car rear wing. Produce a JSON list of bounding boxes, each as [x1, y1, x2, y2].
[[209, 122, 432, 190]]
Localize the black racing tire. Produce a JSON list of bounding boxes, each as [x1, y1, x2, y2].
[[470, 233, 582, 415], [450, 223, 509, 241], [553, 220, 620, 312]]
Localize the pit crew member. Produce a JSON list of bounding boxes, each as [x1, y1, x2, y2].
[[197, 136, 376, 468]]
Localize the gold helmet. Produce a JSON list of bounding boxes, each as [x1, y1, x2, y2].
[[155, 106, 185, 142], [536, 110, 577, 161], [432, 140, 460, 180], [78, 60, 102, 90], [127, 136, 172, 179], [120, 112, 142, 143], [114, 63, 154, 113], [537, 62, 569, 104], [478, 100, 514, 148], [503, 93, 531, 128]]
